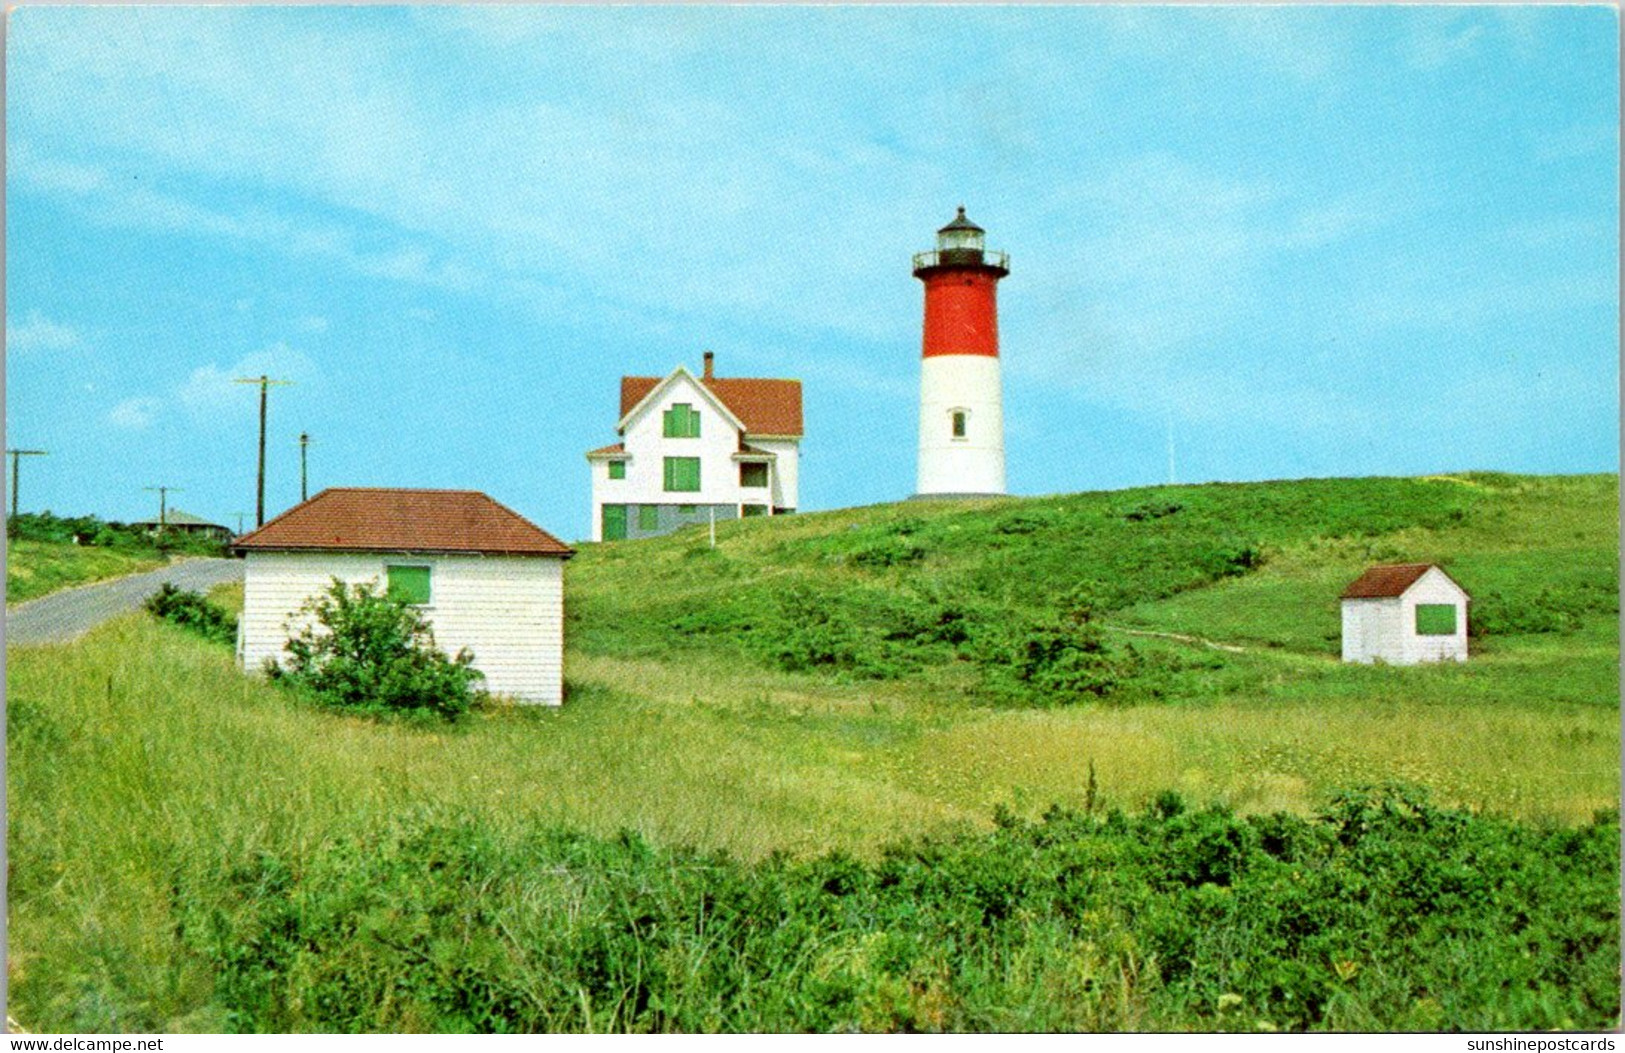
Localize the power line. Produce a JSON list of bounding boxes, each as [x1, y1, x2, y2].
[[143, 485, 184, 530], [6, 449, 47, 519], [234, 375, 293, 527]]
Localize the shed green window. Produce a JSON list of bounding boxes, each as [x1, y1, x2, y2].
[[602, 504, 627, 541], [607, 460, 626, 480], [386, 564, 432, 605], [740, 462, 768, 487], [1415, 604, 1457, 636], [663, 403, 701, 438], [664, 457, 701, 492], [638, 505, 660, 531]]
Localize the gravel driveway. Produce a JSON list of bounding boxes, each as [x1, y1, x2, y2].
[[5, 557, 244, 647]]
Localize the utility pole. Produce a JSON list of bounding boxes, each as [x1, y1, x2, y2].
[[234, 374, 293, 527], [230, 512, 249, 535], [143, 486, 183, 531], [297, 431, 315, 503], [6, 449, 47, 520]]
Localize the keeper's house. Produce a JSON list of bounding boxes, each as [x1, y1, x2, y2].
[[233, 488, 574, 704], [585, 351, 802, 541], [1340, 562, 1470, 665]]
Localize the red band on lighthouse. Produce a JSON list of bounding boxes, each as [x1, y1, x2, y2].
[[921, 271, 1001, 358]]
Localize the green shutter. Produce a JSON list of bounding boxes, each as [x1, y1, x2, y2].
[[608, 460, 626, 480], [1415, 604, 1457, 635], [386, 565, 432, 605], [602, 504, 627, 541], [664, 456, 700, 492], [663, 404, 700, 438], [638, 505, 660, 531]]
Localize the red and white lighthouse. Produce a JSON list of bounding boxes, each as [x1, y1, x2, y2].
[[912, 206, 1009, 496]]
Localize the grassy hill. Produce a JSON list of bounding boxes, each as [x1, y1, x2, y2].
[[6, 472, 1618, 1031], [5, 539, 167, 605]]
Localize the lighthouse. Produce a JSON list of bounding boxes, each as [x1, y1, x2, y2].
[[912, 206, 1009, 497]]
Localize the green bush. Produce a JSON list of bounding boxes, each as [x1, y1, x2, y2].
[[143, 583, 238, 647], [171, 789, 1621, 1032], [267, 578, 484, 721]]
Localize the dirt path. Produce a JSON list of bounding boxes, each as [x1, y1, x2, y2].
[[1100, 623, 1250, 653], [5, 557, 243, 647]]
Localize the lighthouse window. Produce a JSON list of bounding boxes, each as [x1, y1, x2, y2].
[[951, 411, 967, 439], [663, 404, 701, 438]]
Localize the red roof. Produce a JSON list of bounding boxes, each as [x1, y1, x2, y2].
[[1340, 563, 1457, 599], [586, 443, 626, 457], [621, 374, 803, 436], [233, 488, 573, 557]]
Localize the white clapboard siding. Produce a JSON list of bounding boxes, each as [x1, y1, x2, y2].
[[1341, 567, 1468, 666], [241, 551, 566, 705]]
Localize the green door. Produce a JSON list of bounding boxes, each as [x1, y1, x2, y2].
[[602, 504, 627, 541]]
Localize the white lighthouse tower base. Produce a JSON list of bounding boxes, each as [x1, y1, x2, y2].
[[915, 354, 1006, 497]]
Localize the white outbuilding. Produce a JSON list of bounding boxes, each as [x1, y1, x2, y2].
[[1340, 562, 1470, 665], [232, 487, 575, 704]]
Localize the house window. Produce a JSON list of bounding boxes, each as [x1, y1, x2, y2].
[[951, 410, 967, 439], [664, 456, 701, 492], [678, 504, 697, 514], [602, 504, 628, 541], [1415, 604, 1457, 636], [663, 403, 701, 438], [386, 564, 432, 605], [638, 505, 660, 531], [740, 462, 768, 487], [608, 460, 626, 480], [741, 504, 769, 517]]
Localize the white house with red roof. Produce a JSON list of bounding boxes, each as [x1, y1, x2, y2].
[[585, 351, 803, 541], [1340, 562, 1470, 665], [233, 488, 575, 704]]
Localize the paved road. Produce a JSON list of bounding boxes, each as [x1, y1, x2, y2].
[[5, 558, 244, 647]]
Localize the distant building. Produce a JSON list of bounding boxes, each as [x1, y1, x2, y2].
[[585, 351, 802, 542], [233, 488, 574, 705], [130, 508, 232, 541], [1340, 563, 1469, 665]]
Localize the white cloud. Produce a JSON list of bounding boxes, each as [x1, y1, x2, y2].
[[178, 343, 319, 419], [7, 310, 82, 352], [108, 396, 161, 429]]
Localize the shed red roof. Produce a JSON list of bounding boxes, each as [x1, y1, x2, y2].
[[621, 374, 803, 436], [233, 488, 573, 557], [1341, 563, 1452, 599]]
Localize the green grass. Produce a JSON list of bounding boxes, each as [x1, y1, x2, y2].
[[7, 472, 1619, 1031], [6, 539, 168, 605]]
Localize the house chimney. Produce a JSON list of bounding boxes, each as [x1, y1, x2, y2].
[[703, 350, 715, 379]]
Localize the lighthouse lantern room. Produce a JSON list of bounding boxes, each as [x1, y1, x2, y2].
[[911, 206, 1009, 497]]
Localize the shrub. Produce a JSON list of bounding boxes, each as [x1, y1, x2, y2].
[[144, 583, 238, 647], [267, 578, 483, 721], [757, 584, 900, 679], [170, 790, 1621, 1032]]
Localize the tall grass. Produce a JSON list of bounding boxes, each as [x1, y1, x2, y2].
[[7, 472, 1619, 1031]]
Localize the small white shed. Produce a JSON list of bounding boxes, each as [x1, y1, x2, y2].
[[233, 488, 575, 705], [1340, 563, 1469, 665]]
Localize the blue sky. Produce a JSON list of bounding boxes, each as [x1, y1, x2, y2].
[[6, 5, 1618, 541]]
